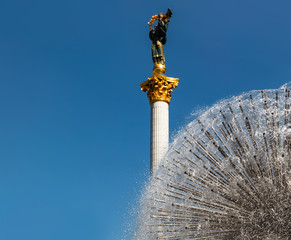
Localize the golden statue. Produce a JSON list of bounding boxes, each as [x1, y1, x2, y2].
[[140, 8, 179, 105]]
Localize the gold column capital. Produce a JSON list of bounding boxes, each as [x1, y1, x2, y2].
[[140, 69, 179, 105]]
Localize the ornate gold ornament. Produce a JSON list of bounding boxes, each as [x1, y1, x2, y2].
[[140, 71, 179, 105], [148, 13, 170, 30], [141, 8, 179, 105]]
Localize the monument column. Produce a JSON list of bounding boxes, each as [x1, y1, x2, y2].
[[140, 9, 179, 175], [150, 101, 169, 173]]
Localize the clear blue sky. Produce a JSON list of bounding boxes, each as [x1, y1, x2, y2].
[[1, 0, 291, 239]]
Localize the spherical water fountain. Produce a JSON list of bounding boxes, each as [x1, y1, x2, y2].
[[136, 84, 291, 240]]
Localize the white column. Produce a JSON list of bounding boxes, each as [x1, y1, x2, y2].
[[150, 101, 169, 174]]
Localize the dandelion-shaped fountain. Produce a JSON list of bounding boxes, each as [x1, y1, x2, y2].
[[136, 84, 291, 239]]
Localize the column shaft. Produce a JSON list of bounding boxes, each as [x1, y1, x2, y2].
[[150, 101, 169, 174]]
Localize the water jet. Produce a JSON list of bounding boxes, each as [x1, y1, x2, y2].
[[137, 85, 291, 239]]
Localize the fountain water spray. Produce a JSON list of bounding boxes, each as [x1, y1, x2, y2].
[[136, 85, 291, 239]]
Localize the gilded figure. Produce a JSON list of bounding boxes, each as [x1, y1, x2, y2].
[[140, 8, 179, 105]]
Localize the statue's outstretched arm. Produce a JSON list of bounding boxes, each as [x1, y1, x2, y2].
[[148, 8, 172, 30]]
